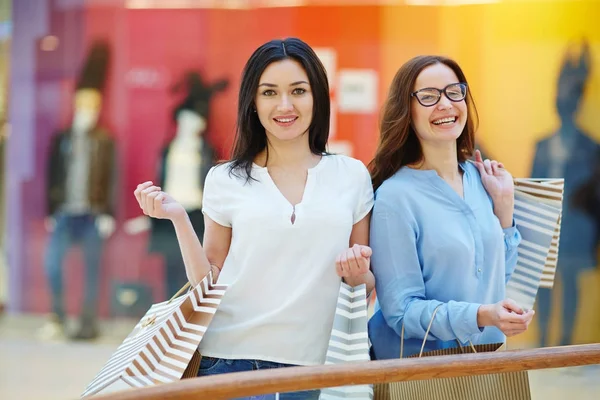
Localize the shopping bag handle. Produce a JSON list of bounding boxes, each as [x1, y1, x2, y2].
[[400, 303, 476, 358], [168, 282, 192, 303], [167, 268, 217, 304]]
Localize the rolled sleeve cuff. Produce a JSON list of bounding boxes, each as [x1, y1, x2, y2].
[[503, 219, 521, 248]]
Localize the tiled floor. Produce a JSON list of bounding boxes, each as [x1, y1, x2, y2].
[[0, 314, 599, 400]]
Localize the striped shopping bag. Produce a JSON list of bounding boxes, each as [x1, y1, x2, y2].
[[81, 271, 227, 397], [374, 305, 531, 400], [320, 282, 373, 400], [506, 178, 564, 310]]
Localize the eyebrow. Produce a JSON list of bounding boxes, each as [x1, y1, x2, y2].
[[258, 81, 309, 88]]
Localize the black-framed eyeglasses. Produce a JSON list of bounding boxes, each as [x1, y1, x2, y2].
[[411, 82, 468, 107]]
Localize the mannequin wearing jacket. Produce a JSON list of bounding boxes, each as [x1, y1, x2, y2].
[[150, 110, 215, 297], [126, 72, 227, 297], [41, 41, 116, 341]]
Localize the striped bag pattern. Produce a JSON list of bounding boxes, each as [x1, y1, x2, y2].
[[375, 305, 531, 400], [514, 178, 564, 289], [320, 282, 373, 400], [81, 271, 227, 397], [374, 343, 531, 400], [506, 179, 564, 310]]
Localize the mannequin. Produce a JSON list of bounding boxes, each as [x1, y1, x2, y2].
[[531, 40, 600, 347], [125, 72, 227, 298], [41, 41, 117, 341]]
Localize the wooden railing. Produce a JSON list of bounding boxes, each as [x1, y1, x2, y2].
[[96, 344, 600, 400]]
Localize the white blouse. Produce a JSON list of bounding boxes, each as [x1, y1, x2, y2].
[[198, 154, 374, 365]]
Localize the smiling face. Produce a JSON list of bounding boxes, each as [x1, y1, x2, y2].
[[410, 63, 468, 146], [254, 59, 314, 144]]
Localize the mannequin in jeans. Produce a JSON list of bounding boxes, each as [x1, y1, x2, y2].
[[40, 41, 117, 341]]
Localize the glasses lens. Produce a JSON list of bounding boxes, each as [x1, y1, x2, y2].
[[446, 83, 467, 101], [416, 89, 441, 106]]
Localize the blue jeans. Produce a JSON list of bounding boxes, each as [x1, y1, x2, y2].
[[197, 356, 321, 400], [44, 213, 103, 320]]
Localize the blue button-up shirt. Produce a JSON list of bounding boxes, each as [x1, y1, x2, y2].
[[368, 161, 521, 359]]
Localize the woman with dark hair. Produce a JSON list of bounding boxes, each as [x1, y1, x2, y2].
[[134, 38, 374, 398], [368, 55, 533, 360]]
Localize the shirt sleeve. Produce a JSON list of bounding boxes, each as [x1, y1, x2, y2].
[[353, 162, 374, 224], [370, 187, 484, 344], [201, 165, 232, 228]]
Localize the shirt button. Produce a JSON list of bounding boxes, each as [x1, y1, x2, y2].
[[478, 268, 482, 272]]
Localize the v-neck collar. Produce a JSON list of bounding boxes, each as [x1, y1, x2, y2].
[[404, 162, 471, 208], [252, 155, 327, 209]]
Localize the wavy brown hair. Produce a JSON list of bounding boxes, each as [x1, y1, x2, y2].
[[369, 55, 478, 191]]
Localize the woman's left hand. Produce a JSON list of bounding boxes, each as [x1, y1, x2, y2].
[[474, 150, 514, 200], [474, 150, 515, 227], [336, 244, 372, 278]]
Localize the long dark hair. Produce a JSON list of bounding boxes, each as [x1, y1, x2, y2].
[[229, 37, 330, 182], [369, 55, 478, 191]]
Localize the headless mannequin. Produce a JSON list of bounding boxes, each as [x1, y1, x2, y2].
[[125, 109, 214, 297], [41, 88, 116, 341], [532, 42, 600, 347]]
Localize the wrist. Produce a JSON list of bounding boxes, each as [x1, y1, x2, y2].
[[343, 270, 373, 287], [343, 273, 364, 286], [171, 208, 189, 226], [477, 304, 493, 327], [493, 201, 514, 229], [496, 213, 514, 229]]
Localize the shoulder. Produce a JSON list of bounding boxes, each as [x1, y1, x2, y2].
[[208, 161, 233, 177], [578, 132, 599, 148], [534, 136, 552, 149], [463, 160, 480, 176], [206, 162, 238, 185], [577, 130, 594, 141], [374, 168, 416, 208], [463, 161, 488, 187], [208, 161, 261, 185], [376, 167, 415, 193], [325, 154, 369, 173]]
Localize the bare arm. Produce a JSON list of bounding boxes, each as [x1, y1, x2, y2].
[[201, 215, 232, 283], [135, 181, 232, 287], [170, 213, 231, 286], [338, 213, 375, 294]]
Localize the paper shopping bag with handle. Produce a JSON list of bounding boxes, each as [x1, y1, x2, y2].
[[319, 282, 373, 400], [373, 305, 531, 400], [81, 270, 228, 397], [506, 178, 564, 310]]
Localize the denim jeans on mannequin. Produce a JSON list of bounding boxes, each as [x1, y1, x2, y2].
[[44, 213, 103, 320]]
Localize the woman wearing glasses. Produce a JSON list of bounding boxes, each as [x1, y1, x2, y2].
[[367, 56, 534, 359]]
